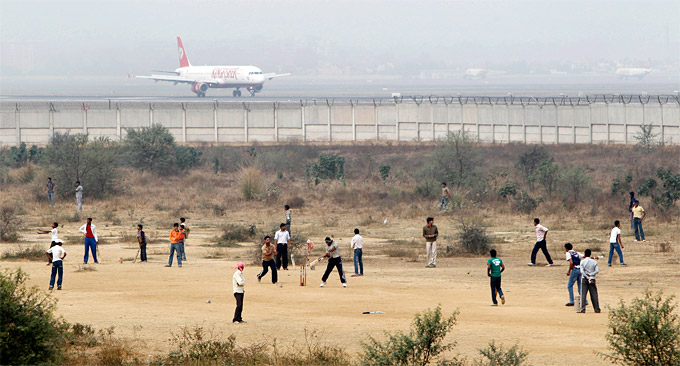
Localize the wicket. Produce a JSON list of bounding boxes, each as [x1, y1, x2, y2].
[[299, 264, 307, 286]]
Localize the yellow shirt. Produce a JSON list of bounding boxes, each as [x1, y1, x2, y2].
[[632, 206, 645, 219]]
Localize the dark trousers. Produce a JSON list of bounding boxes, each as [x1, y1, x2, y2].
[[490, 276, 504, 304], [530, 239, 553, 264], [140, 244, 147, 262], [579, 277, 600, 313], [50, 261, 63, 287], [276, 244, 288, 269], [322, 257, 346, 283], [286, 220, 291, 235], [84, 237, 98, 263], [258, 259, 278, 283], [233, 293, 244, 322], [47, 241, 57, 263]]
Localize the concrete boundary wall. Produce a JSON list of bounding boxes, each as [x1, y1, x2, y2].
[[1, 95, 679, 145]]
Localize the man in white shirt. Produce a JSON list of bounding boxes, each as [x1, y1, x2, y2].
[[232, 262, 246, 324], [608, 220, 627, 267], [79, 218, 99, 264], [350, 228, 364, 277], [528, 218, 554, 266], [320, 237, 347, 288], [579, 249, 601, 313], [38, 222, 62, 265], [75, 181, 83, 213], [45, 241, 67, 290], [274, 223, 291, 270]]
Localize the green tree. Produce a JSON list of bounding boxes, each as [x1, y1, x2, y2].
[[652, 168, 680, 211], [306, 153, 345, 184], [125, 123, 177, 175], [601, 291, 680, 366], [432, 130, 482, 188], [379, 164, 391, 182], [559, 165, 591, 204], [516, 146, 551, 186], [634, 123, 660, 151], [175, 145, 203, 170], [534, 160, 560, 197]]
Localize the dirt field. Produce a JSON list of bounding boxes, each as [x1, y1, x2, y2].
[[3, 204, 679, 365]]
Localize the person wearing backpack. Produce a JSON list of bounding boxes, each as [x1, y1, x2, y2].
[[564, 243, 584, 307]]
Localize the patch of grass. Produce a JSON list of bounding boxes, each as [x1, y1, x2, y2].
[[1, 245, 45, 261], [204, 249, 227, 259], [218, 224, 258, 243], [657, 241, 673, 253], [75, 265, 97, 272], [203, 241, 241, 248], [358, 215, 377, 226]]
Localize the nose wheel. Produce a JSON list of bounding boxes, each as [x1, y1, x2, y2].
[[233, 89, 242, 97]]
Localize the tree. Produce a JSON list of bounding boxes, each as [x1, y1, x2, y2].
[[601, 291, 680, 365], [634, 123, 660, 151], [125, 123, 177, 175], [534, 160, 560, 197], [516, 146, 551, 186], [559, 166, 591, 204], [306, 153, 345, 184], [432, 130, 482, 188]]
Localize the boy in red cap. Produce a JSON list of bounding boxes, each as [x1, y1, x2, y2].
[[232, 262, 246, 323]]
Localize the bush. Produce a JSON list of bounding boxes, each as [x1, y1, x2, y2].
[[306, 153, 345, 184], [534, 160, 560, 197], [0, 204, 22, 242], [498, 183, 518, 198], [218, 224, 259, 243], [652, 168, 680, 211], [516, 146, 551, 186], [7, 142, 44, 167], [601, 290, 680, 365], [634, 123, 660, 151], [379, 164, 391, 181], [475, 341, 529, 366], [458, 222, 491, 255], [413, 163, 440, 198], [175, 145, 203, 170], [360, 305, 462, 366], [0, 269, 66, 365], [239, 166, 264, 200], [559, 165, 591, 204], [432, 130, 482, 188], [1, 245, 45, 261], [515, 190, 539, 213], [287, 196, 305, 208], [125, 123, 177, 175]]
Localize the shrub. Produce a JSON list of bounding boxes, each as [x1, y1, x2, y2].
[[515, 190, 539, 213], [379, 164, 391, 181], [634, 123, 660, 151], [306, 153, 345, 183], [1, 245, 45, 261], [8, 142, 44, 167], [125, 123, 177, 175], [652, 168, 680, 211], [458, 222, 491, 255], [534, 160, 560, 197], [239, 166, 264, 200], [287, 196, 305, 208], [600, 290, 680, 365], [475, 341, 529, 366], [0, 269, 66, 365], [432, 130, 482, 188], [559, 165, 591, 204], [360, 305, 462, 366], [0, 204, 22, 242], [498, 183, 518, 198], [218, 224, 259, 243], [413, 163, 440, 198], [175, 145, 203, 170], [516, 146, 551, 186]]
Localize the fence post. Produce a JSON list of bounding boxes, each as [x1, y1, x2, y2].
[[301, 104, 306, 142], [214, 102, 218, 143], [660, 104, 664, 144], [15, 104, 21, 146], [351, 102, 356, 142], [623, 103, 628, 145], [274, 102, 279, 142], [49, 104, 54, 140], [149, 104, 153, 127], [82, 105, 88, 135], [116, 106, 121, 141], [430, 104, 435, 141], [327, 101, 332, 142], [395, 102, 400, 141], [244, 103, 249, 142], [182, 103, 187, 143]]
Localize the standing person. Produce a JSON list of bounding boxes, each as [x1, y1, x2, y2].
[[608, 220, 627, 267], [579, 249, 601, 314], [179, 217, 190, 261], [137, 224, 147, 262], [564, 243, 584, 307], [284, 205, 292, 234], [75, 181, 83, 213], [45, 241, 67, 290], [320, 237, 347, 288], [166, 223, 184, 267], [274, 223, 291, 270], [631, 200, 646, 242], [440, 182, 451, 210], [38, 222, 61, 265], [528, 218, 553, 267], [628, 192, 636, 229], [351, 228, 364, 277], [423, 217, 438, 268], [232, 262, 246, 324], [46, 177, 57, 207], [79, 218, 99, 264], [487, 249, 505, 306], [257, 236, 278, 284]]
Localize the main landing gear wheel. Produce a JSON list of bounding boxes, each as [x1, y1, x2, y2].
[[233, 90, 242, 97], [250, 90, 256, 97], [196, 93, 206, 98]]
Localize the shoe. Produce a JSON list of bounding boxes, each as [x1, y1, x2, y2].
[[320, 282, 326, 287], [621, 263, 627, 266], [165, 265, 171, 267], [545, 263, 553, 267], [359, 274, 364, 276], [49, 286, 54, 290], [595, 311, 601, 313], [642, 240, 646, 242], [57, 286, 62, 290], [527, 263, 535, 266], [257, 277, 262, 283], [46, 263, 51, 266], [431, 265, 437, 268], [608, 264, 612, 267], [233, 321, 240, 324], [284, 268, 289, 270], [178, 265, 182, 268], [501, 295, 505, 305], [577, 311, 585, 313], [490, 303, 498, 306], [425, 265, 432, 268], [351, 274, 359, 277], [565, 303, 574, 306], [239, 320, 247, 323], [343, 283, 347, 288]]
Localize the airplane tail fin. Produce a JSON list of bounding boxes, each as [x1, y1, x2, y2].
[[177, 36, 191, 68]]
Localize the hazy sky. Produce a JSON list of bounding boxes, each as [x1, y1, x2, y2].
[[1, 0, 679, 76]]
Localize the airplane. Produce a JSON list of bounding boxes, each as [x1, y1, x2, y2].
[[463, 68, 488, 79], [137, 36, 291, 97], [615, 67, 651, 80]]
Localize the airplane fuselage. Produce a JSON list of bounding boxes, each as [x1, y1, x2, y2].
[[178, 65, 265, 88]]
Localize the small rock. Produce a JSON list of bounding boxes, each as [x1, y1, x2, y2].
[[206, 300, 211, 303]]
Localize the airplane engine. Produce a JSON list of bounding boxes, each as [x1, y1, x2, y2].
[[254, 85, 263, 92], [191, 83, 209, 96]]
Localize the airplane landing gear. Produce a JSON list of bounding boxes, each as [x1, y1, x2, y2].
[[233, 89, 242, 97], [196, 93, 206, 98], [249, 90, 256, 97]]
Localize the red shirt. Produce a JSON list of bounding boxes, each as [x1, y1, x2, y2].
[[86, 225, 94, 238]]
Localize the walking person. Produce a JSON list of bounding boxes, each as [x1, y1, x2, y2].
[[275, 223, 291, 270], [284, 205, 292, 234], [608, 220, 627, 267], [564, 243, 584, 307], [232, 262, 246, 323], [578, 249, 601, 313], [179, 217, 190, 260], [45, 241, 67, 290], [528, 218, 553, 266], [423, 217, 438, 268], [631, 200, 646, 242], [38, 222, 62, 265], [320, 237, 347, 287], [137, 224, 147, 262], [257, 236, 278, 284], [166, 223, 184, 267], [487, 249, 505, 306], [46, 177, 57, 207], [75, 181, 83, 213], [440, 182, 450, 210], [351, 228, 364, 277], [628, 192, 636, 229], [79, 218, 99, 264]]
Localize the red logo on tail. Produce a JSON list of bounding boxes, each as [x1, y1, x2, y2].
[[177, 36, 191, 68]]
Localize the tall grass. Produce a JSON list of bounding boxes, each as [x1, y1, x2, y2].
[[239, 166, 264, 200]]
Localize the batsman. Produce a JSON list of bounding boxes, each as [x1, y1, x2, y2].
[[320, 237, 347, 288]]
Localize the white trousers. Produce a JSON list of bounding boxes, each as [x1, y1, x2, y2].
[[426, 241, 437, 266]]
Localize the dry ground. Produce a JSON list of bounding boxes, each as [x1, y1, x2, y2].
[[2, 199, 679, 365]]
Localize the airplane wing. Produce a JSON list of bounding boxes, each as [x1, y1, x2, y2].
[[136, 75, 218, 86], [263, 72, 292, 80], [152, 70, 180, 75]]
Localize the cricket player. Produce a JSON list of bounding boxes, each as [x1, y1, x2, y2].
[[257, 235, 278, 284], [38, 222, 61, 265], [75, 181, 83, 213], [233, 262, 246, 323], [320, 237, 347, 288], [79, 218, 99, 264], [46, 241, 67, 290]]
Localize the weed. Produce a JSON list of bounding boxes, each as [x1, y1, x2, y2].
[[1, 245, 45, 261]]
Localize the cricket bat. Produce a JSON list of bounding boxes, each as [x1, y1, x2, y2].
[[309, 256, 323, 269], [133, 249, 140, 263], [362, 311, 385, 314]]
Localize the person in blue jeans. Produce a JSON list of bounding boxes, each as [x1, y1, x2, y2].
[[631, 200, 646, 242], [46, 241, 67, 290], [350, 228, 363, 277], [440, 182, 450, 210], [165, 223, 184, 267], [564, 243, 584, 307], [608, 220, 627, 266], [628, 192, 635, 229]]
